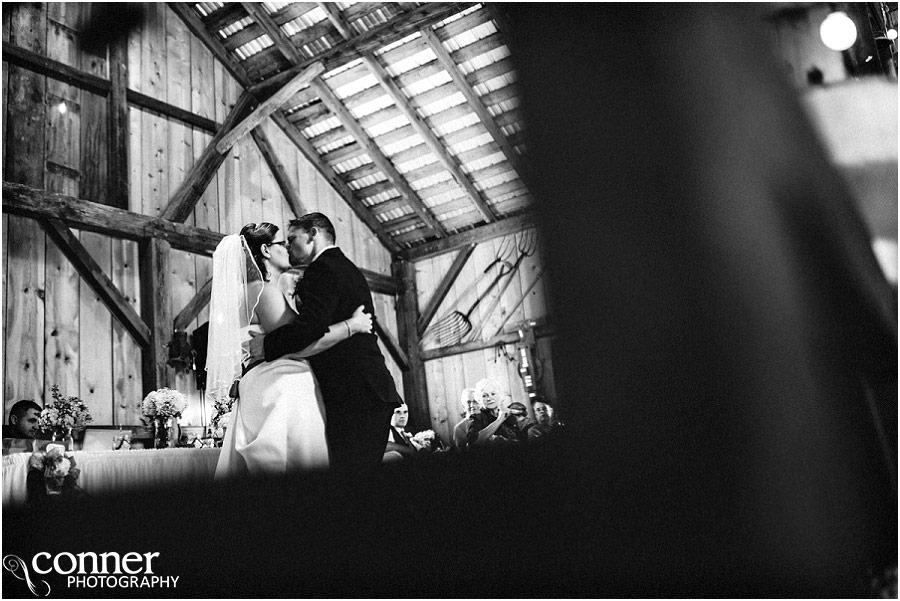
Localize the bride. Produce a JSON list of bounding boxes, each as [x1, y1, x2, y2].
[[207, 222, 372, 478]]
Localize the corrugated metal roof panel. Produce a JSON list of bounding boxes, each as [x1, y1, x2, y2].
[[436, 3, 482, 28], [262, 2, 290, 13], [464, 150, 505, 173], [317, 136, 356, 155], [459, 46, 510, 75], [333, 73, 379, 100], [431, 111, 480, 137], [448, 131, 492, 154], [396, 154, 438, 175], [332, 155, 371, 175], [411, 171, 452, 192], [282, 6, 328, 36], [477, 170, 517, 191], [386, 44, 435, 78], [443, 20, 497, 53], [350, 94, 393, 120], [377, 32, 422, 56], [418, 91, 467, 118], [302, 116, 341, 139]]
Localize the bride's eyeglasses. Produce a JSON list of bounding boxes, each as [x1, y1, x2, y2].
[[267, 240, 288, 247]]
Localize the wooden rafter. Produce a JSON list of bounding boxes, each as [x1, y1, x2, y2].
[[173, 278, 213, 332], [161, 91, 257, 223], [420, 27, 527, 185], [362, 54, 496, 223], [419, 322, 555, 362], [40, 217, 151, 348], [249, 126, 307, 218], [312, 78, 446, 236], [373, 320, 410, 372], [214, 62, 325, 155], [402, 213, 536, 261], [318, 2, 354, 40], [417, 243, 476, 336], [2, 182, 403, 295]]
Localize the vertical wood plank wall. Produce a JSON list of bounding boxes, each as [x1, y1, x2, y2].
[[414, 229, 555, 444], [2, 3, 395, 428]]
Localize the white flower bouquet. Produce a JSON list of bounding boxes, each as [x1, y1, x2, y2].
[[410, 429, 438, 451], [37, 385, 92, 437], [141, 387, 187, 419], [29, 444, 80, 495]]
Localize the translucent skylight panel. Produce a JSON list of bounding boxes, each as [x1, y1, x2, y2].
[[449, 132, 493, 154], [317, 136, 356, 155], [465, 150, 505, 173], [234, 35, 274, 60], [403, 70, 452, 97], [411, 171, 452, 191], [432, 112, 480, 137], [461, 46, 509, 73], [219, 16, 252, 39], [418, 91, 466, 117], [382, 133, 424, 157], [195, 3, 222, 18], [473, 72, 516, 96], [351, 94, 393, 119], [476, 171, 516, 191], [333, 73, 379, 99], [396, 154, 438, 174], [366, 115, 409, 139], [387, 46, 434, 77], [302, 117, 341, 139], [333, 154, 372, 174]]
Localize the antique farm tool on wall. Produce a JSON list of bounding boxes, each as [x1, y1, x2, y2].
[[421, 236, 515, 346], [492, 266, 546, 338], [464, 230, 539, 342]]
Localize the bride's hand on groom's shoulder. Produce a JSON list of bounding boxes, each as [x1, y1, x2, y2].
[[348, 305, 373, 335], [248, 330, 265, 362]]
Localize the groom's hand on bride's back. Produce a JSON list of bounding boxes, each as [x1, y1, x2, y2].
[[248, 330, 266, 363]]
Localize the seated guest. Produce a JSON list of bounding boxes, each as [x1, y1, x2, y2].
[[507, 402, 536, 442], [528, 399, 556, 440], [3, 400, 42, 439], [466, 378, 519, 447], [383, 403, 417, 462], [452, 388, 481, 448]]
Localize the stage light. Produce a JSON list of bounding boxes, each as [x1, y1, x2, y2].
[[820, 11, 857, 51]]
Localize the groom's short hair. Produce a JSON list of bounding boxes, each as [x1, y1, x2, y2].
[[290, 213, 335, 243]]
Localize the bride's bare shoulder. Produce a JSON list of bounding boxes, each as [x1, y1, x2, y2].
[[254, 280, 295, 332]]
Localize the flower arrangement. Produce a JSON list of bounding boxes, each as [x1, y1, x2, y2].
[[410, 429, 439, 452], [29, 444, 80, 495], [209, 396, 235, 438], [141, 387, 187, 420], [38, 385, 92, 438]]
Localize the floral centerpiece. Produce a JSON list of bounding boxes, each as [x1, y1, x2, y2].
[[142, 388, 187, 448], [28, 444, 81, 496], [410, 429, 444, 452], [209, 397, 234, 441], [38, 385, 92, 449]]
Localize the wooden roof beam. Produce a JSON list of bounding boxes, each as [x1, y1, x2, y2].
[[250, 126, 307, 219], [214, 62, 325, 155], [161, 91, 257, 222], [312, 78, 446, 237], [241, 2, 307, 64], [41, 217, 151, 347], [401, 212, 536, 261]]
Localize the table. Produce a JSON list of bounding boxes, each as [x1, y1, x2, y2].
[[2, 447, 220, 507]]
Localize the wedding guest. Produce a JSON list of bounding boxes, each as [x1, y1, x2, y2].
[[466, 378, 518, 446], [452, 388, 481, 448], [528, 399, 555, 440], [3, 400, 42, 439], [383, 403, 416, 461], [507, 401, 535, 442]]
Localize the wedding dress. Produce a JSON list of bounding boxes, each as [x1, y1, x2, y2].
[[209, 235, 329, 479]]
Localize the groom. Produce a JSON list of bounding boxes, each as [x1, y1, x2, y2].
[[250, 213, 401, 473]]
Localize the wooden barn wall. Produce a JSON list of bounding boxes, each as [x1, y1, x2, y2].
[[414, 229, 555, 444], [3, 3, 396, 428]]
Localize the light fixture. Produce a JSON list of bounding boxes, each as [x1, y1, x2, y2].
[[57, 101, 67, 115], [887, 28, 898, 40], [820, 11, 858, 51]]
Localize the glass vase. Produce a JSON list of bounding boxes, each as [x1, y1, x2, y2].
[[50, 427, 75, 452], [154, 417, 179, 448]]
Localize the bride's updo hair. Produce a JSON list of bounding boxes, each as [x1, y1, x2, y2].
[[240, 222, 280, 281]]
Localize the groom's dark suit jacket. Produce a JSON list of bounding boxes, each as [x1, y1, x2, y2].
[[263, 247, 401, 416]]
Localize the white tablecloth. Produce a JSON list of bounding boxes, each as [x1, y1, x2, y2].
[[2, 447, 220, 507]]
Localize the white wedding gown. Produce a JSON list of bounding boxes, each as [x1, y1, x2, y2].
[[215, 299, 330, 478]]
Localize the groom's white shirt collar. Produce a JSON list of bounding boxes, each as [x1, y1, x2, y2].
[[311, 244, 336, 263]]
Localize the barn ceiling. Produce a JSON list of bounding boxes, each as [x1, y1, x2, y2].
[[175, 1, 531, 251]]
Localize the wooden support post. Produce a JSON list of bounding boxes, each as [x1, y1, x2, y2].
[[139, 237, 173, 394], [41, 218, 151, 347], [394, 259, 430, 428], [161, 91, 256, 223], [173, 277, 213, 332], [108, 36, 129, 209], [250, 126, 306, 218], [214, 62, 325, 156]]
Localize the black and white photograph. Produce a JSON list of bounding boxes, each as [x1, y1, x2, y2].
[[1, 2, 896, 598]]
